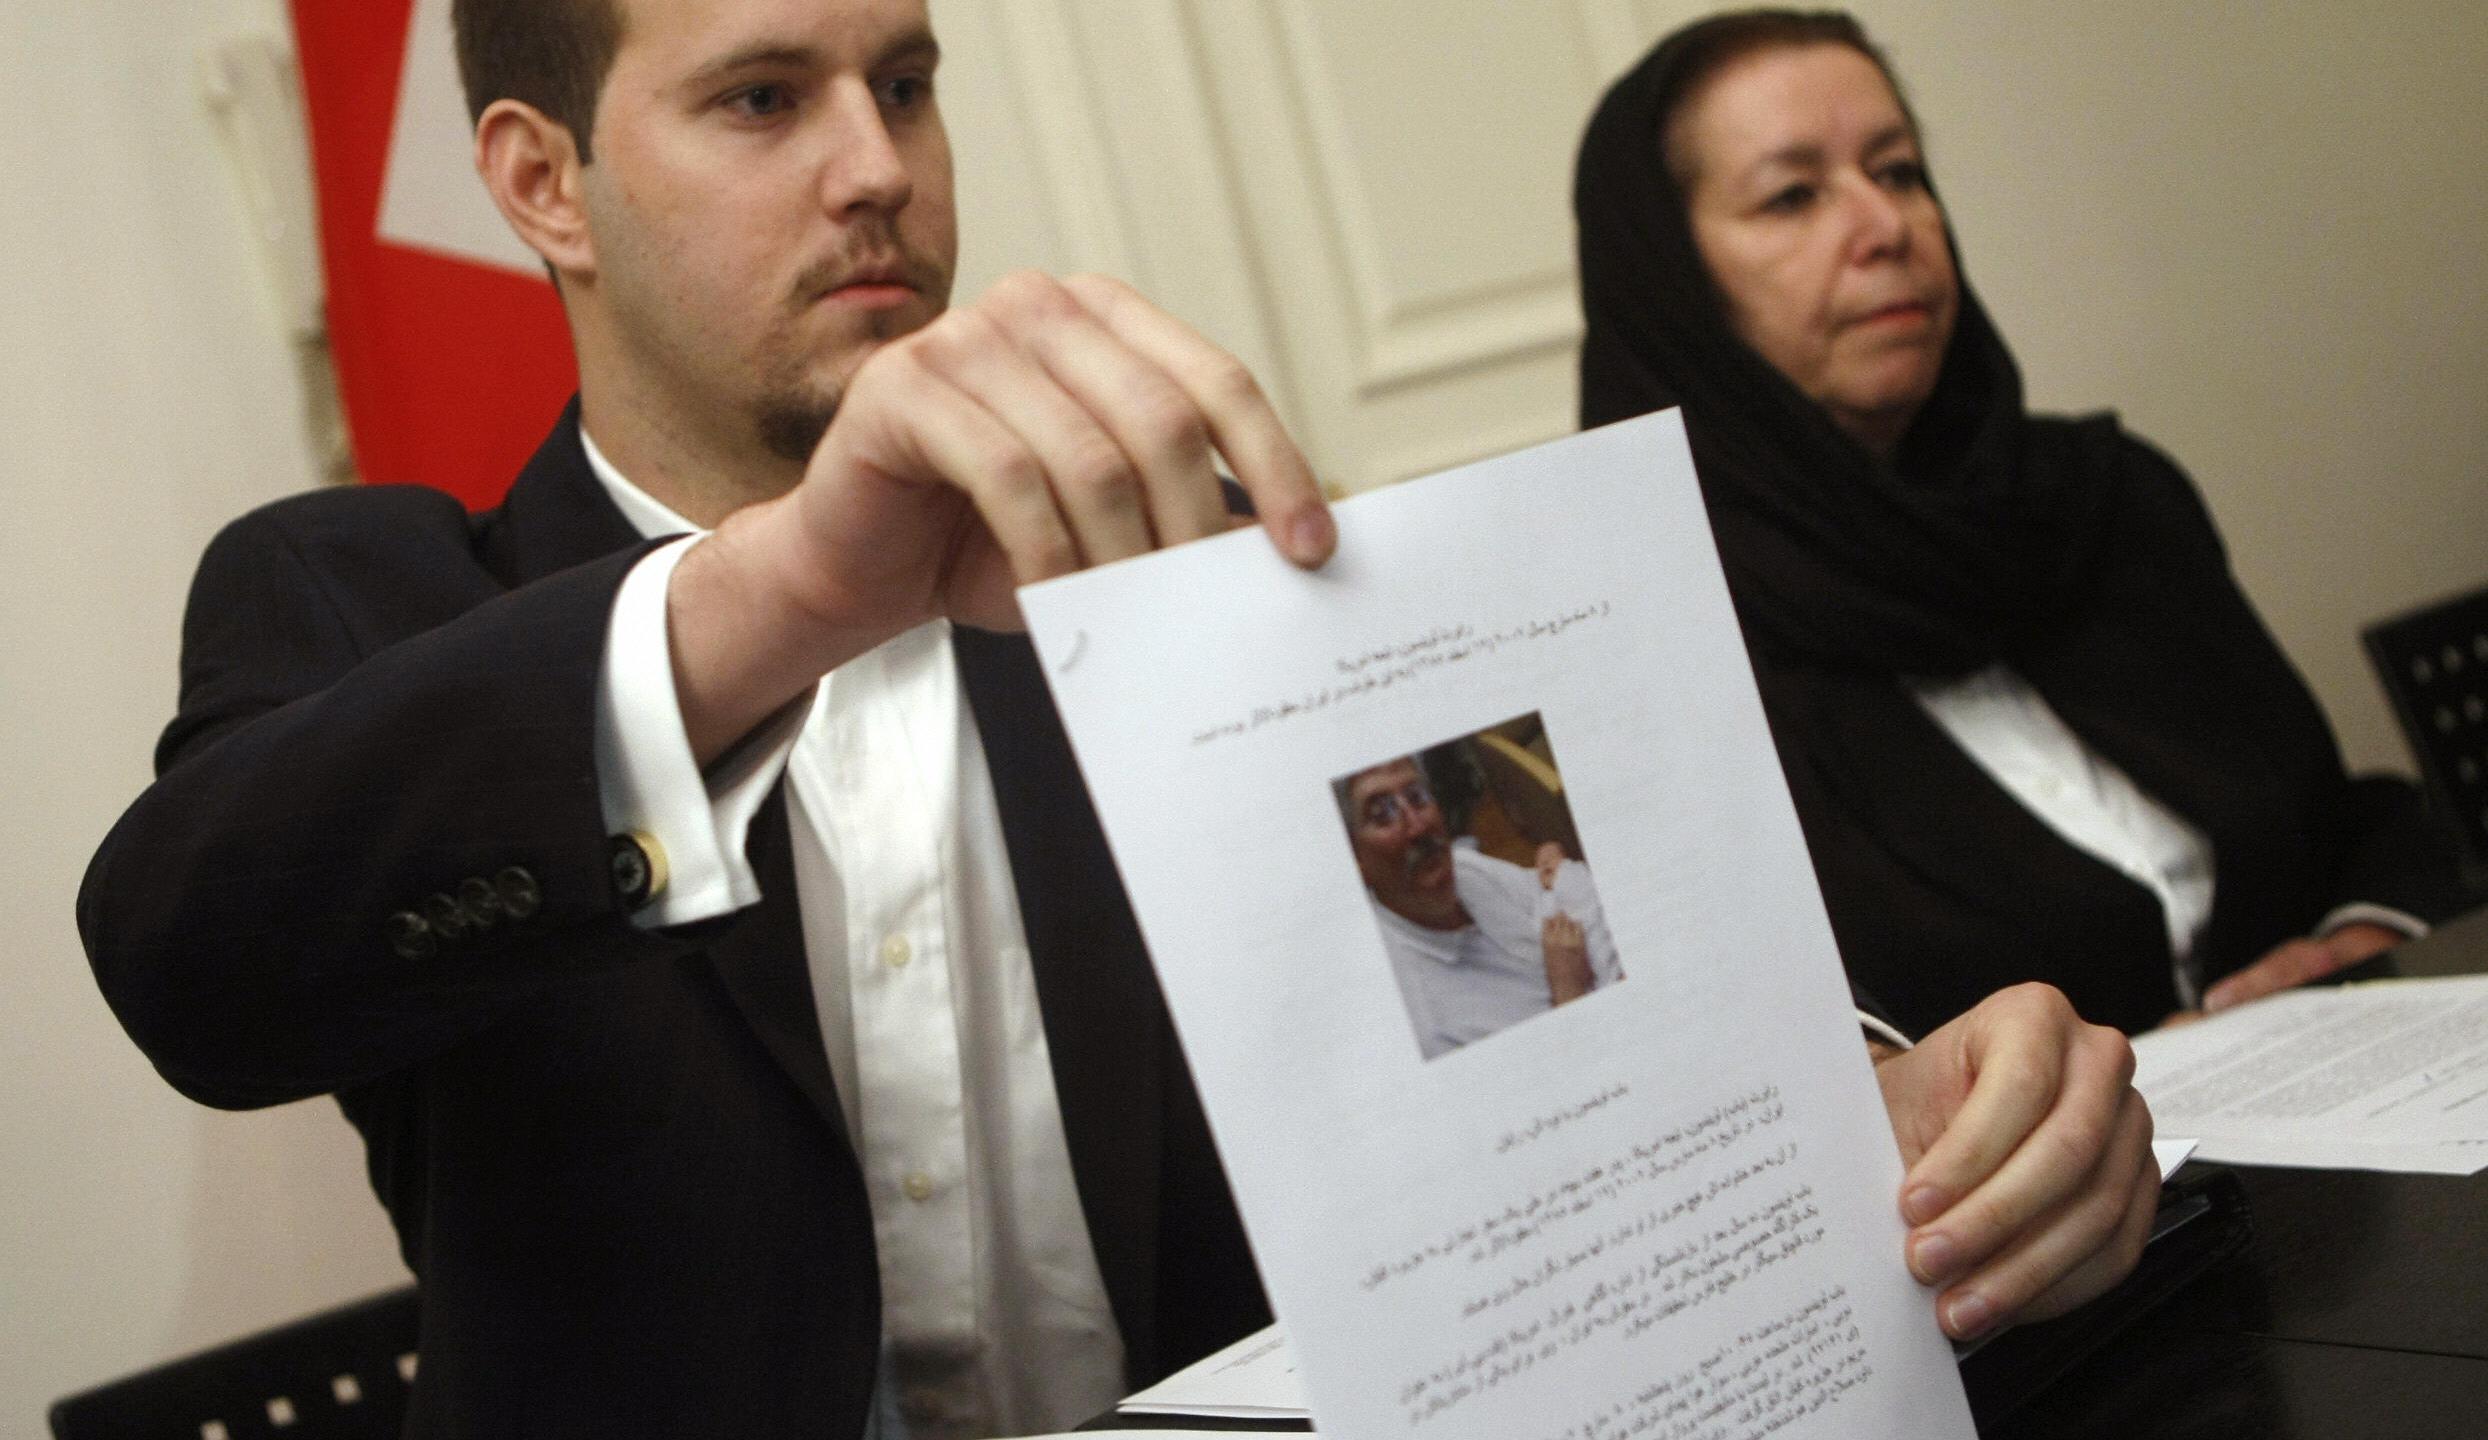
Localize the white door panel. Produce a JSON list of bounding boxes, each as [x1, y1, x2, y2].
[[936, 0, 1679, 494]]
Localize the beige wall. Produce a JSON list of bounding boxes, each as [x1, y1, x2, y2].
[[1860, 0, 2488, 773], [3, 0, 2481, 1429], [1, 0, 412, 1428]]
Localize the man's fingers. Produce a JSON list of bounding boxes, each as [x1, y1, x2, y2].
[[1060, 273, 1333, 566], [2017, 1114, 2162, 1325], [1908, 1018, 2135, 1285], [1934, 1090, 2157, 1337], [910, 300, 1159, 567], [1873, 983, 2155, 1340], [802, 269, 1322, 638], [875, 354, 1083, 589], [1891, 985, 2073, 1224], [972, 271, 1234, 558], [2204, 938, 2336, 1013]]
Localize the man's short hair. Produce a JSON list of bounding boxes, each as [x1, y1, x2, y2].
[[452, 0, 626, 162]]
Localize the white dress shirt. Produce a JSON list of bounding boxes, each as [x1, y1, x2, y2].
[[1374, 846, 1624, 1060], [581, 433, 1124, 1440], [1912, 664, 2423, 1009]]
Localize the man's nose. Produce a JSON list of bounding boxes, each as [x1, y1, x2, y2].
[[817, 83, 914, 216]]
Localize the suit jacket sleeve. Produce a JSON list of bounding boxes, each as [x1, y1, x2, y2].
[[79, 487, 693, 1109], [2321, 776, 2473, 927], [2127, 440, 2471, 934]]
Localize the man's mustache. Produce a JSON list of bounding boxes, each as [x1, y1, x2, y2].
[[1403, 831, 1448, 879], [790, 230, 949, 306]]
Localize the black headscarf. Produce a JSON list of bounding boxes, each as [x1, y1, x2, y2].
[[1573, 33, 2125, 679], [1568, 28, 2466, 1033]]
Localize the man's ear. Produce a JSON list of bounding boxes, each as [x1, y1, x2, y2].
[[473, 98, 595, 281]]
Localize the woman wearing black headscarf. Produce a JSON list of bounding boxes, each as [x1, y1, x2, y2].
[[1574, 10, 2464, 1038]]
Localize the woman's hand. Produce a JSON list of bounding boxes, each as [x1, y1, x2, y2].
[[1873, 984, 2159, 1340], [2198, 922, 2404, 1015]]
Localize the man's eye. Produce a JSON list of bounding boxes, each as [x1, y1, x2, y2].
[[725, 83, 796, 119], [876, 74, 933, 111]]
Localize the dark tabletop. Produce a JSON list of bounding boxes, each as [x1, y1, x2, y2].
[[1993, 905, 2488, 1438]]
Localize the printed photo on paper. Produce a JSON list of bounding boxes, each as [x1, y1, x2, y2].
[[1332, 713, 1625, 1061]]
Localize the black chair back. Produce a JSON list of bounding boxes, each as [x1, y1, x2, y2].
[[2364, 583, 2488, 882], [50, 1286, 418, 1439]]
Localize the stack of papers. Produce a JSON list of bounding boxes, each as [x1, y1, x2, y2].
[[2131, 976, 2488, 1175], [1118, 1326, 1308, 1421]]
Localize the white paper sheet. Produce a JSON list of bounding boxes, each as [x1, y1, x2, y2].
[[1021, 413, 1973, 1440], [1119, 1323, 1307, 1419], [2152, 1139, 2199, 1179], [2132, 976, 2488, 1175]]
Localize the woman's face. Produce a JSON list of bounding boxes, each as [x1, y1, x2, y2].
[[1673, 43, 1959, 455]]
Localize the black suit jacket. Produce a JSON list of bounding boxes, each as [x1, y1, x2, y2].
[[80, 407, 1266, 1436]]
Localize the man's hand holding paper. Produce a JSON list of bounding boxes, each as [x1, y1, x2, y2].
[[664, 271, 1338, 765], [1875, 985, 2159, 1339]]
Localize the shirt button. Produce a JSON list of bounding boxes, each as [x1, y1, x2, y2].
[[881, 934, 913, 969], [902, 1171, 936, 1203]]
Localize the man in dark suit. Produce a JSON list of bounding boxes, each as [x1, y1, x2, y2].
[[82, 0, 2164, 1433]]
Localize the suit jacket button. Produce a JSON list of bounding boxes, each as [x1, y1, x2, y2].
[[458, 876, 504, 928], [495, 867, 542, 920], [386, 911, 437, 961], [424, 893, 471, 943]]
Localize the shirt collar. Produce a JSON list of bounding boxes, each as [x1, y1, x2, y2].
[[578, 425, 706, 541], [1369, 892, 1479, 965]]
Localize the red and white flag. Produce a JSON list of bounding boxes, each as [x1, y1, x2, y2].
[[293, 0, 575, 509]]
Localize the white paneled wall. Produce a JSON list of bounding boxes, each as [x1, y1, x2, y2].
[[937, 0, 2487, 768], [944, 0, 1678, 492]]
